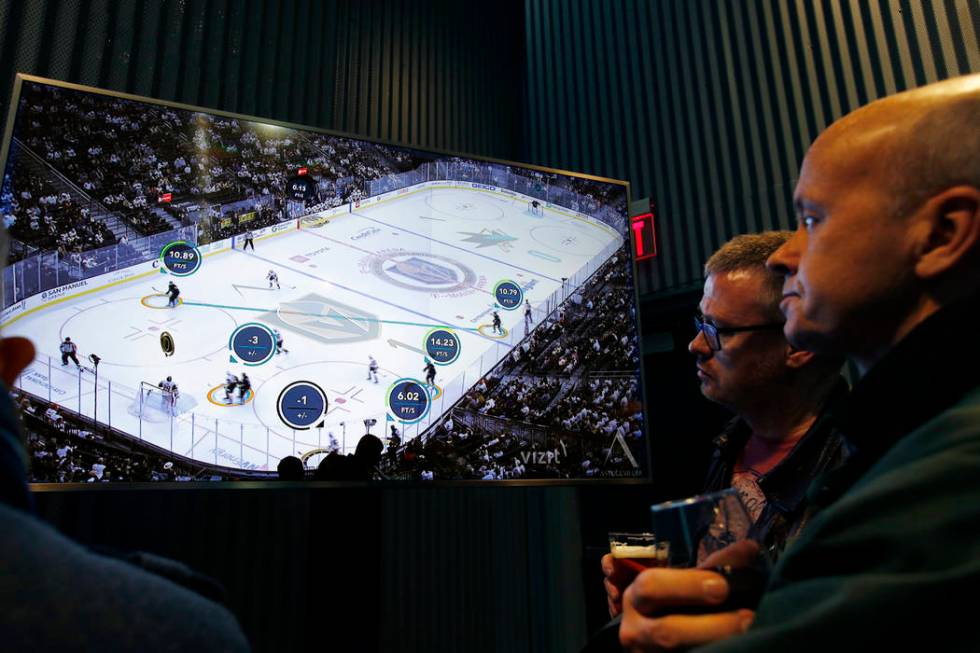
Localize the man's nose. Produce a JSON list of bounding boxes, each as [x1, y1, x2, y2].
[[689, 329, 711, 356], [767, 232, 802, 276]]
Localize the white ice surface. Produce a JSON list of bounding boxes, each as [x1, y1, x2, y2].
[[8, 187, 622, 471]]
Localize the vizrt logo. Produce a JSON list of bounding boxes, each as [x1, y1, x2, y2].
[[521, 441, 568, 466]]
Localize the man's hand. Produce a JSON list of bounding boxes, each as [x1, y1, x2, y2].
[[618, 540, 760, 651], [601, 554, 639, 618]]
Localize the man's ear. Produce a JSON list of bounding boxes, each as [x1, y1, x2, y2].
[[914, 186, 980, 279], [785, 343, 815, 369]]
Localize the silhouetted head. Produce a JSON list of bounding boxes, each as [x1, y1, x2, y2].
[[276, 455, 305, 481]]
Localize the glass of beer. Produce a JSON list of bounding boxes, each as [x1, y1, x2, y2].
[[607, 532, 669, 573]]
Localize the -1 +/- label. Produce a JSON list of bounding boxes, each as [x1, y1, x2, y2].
[[277, 381, 327, 430]]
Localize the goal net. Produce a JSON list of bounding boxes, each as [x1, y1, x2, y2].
[[128, 381, 195, 422]]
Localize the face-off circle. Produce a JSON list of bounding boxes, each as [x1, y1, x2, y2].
[[529, 225, 606, 257], [387, 378, 431, 424], [369, 250, 477, 294], [424, 192, 504, 221], [159, 241, 202, 276], [276, 381, 327, 430], [424, 328, 460, 365], [493, 280, 523, 310], [229, 323, 276, 366]]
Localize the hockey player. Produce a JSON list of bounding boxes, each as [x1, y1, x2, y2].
[[424, 360, 436, 387], [166, 281, 180, 308], [387, 425, 401, 464], [238, 373, 251, 404], [524, 300, 533, 331], [267, 269, 280, 289], [242, 228, 255, 251], [491, 310, 502, 335], [274, 328, 288, 355], [224, 372, 239, 402], [158, 376, 178, 414], [530, 199, 541, 215], [59, 337, 81, 369], [367, 356, 379, 384]]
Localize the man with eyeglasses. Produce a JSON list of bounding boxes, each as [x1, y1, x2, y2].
[[602, 232, 848, 619], [618, 74, 980, 652], [690, 232, 848, 559]]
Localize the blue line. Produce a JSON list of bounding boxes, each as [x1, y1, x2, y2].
[[350, 210, 560, 283]]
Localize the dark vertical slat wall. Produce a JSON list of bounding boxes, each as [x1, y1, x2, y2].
[[523, 0, 980, 296], [0, 0, 525, 160], [6, 1, 980, 651]]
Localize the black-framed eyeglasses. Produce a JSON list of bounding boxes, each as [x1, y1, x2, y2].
[[694, 314, 784, 351]]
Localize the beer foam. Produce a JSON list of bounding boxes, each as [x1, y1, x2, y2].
[[610, 544, 657, 558]]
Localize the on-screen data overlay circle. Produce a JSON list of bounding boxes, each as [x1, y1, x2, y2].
[[424, 328, 460, 365], [229, 323, 276, 366], [493, 279, 523, 310], [387, 378, 431, 424], [159, 240, 202, 277], [277, 381, 328, 430]]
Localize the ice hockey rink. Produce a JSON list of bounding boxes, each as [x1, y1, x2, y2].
[[5, 184, 623, 471]]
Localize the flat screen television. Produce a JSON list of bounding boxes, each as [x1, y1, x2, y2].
[[0, 74, 647, 483]]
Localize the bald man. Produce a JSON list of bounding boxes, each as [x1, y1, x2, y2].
[[618, 74, 980, 651]]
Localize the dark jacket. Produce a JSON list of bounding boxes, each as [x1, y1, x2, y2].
[[699, 293, 980, 652], [0, 384, 250, 651], [702, 379, 851, 561]]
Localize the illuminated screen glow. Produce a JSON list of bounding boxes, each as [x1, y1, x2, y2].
[[1, 76, 648, 483]]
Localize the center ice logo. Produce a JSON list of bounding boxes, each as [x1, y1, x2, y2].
[[261, 293, 380, 345], [368, 251, 477, 295], [386, 256, 458, 285]]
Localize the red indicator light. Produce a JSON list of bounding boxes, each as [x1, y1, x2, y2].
[[630, 212, 657, 260], [298, 167, 308, 176], [158, 193, 173, 203]]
